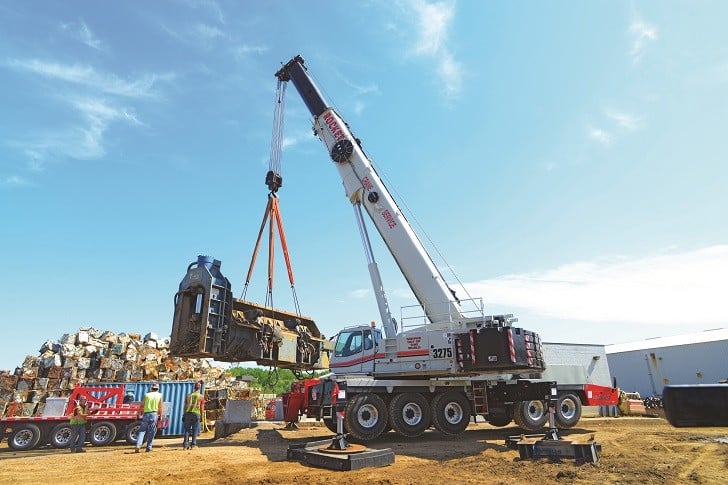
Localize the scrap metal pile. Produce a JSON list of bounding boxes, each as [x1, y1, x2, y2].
[[0, 326, 232, 418]]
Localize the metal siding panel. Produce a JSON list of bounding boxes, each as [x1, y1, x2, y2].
[[158, 381, 195, 436], [607, 339, 728, 398], [541, 343, 614, 387]]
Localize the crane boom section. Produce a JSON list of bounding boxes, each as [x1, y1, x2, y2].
[[314, 109, 462, 326], [277, 56, 463, 327]]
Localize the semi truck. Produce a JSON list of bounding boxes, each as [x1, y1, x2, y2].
[[169, 55, 617, 442], [0, 385, 169, 451]]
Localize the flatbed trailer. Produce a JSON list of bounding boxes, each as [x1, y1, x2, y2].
[[1, 386, 169, 451]]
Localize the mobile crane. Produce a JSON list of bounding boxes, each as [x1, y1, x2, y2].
[[169, 55, 617, 442]]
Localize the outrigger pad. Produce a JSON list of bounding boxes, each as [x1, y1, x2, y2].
[[287, 438, 395, 471], [506, 434, 602, 465]]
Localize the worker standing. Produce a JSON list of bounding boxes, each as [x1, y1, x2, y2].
[[182, 381, 204, 450], [69, 394, 88, 453], [135, 383, 163, 453]]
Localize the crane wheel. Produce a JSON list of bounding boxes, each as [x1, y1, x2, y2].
[[388, 392, 432, 438], [344, 393, 389, 442], [431, 391, 470, 436], [513, 400, 548, 432]]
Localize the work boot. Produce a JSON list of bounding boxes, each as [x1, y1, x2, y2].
[[76, 449, 86, 453], [134, 447, 140, 453]]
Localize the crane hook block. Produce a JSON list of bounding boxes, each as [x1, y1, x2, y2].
[[266, 170, 283, 193]]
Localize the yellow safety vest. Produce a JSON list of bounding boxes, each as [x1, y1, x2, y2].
[[185, 391, 203, 415], [143, 391, 163, 413]]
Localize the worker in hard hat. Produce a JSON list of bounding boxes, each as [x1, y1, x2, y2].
[[182, 381, 204, 450]]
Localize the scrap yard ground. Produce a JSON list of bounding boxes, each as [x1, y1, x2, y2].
[[1, 418, 727, 484]]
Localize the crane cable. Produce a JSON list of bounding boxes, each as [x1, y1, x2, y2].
[[241, 78, 302, 318]]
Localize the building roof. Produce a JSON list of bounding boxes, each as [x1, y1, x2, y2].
[[605, 328, 728, 354]]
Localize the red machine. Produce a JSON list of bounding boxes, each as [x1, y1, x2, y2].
[[1, 386, 169, 451]]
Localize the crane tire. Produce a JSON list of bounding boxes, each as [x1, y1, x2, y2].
[[388, 392, 431, 438], [49, 423, 73, 448], [513, 400, 548, 432], [486, 415, 512, 427], [344, 393, 388, 442], [431, 391, 470, 436], [555, 392, 582, 429], [323, 417, 340, 433], [8, 424, 42, 451]]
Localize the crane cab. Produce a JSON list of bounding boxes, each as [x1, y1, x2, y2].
[[329, 324, 382, 374]]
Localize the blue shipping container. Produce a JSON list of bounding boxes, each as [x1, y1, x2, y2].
[[84, 381, 198, 436]]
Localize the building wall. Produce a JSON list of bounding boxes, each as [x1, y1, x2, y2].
[[606, 340, 728, 398], [540, 342, 613, 387]]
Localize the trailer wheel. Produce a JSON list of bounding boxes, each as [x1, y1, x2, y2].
[[388, 392, 431, 438], [49, 423, 73, 448], [344, 393, 388, 442], [555, 393, 582, 429], [125, 421, 141, 445], [8, 424, 42, 451], [89, 421, 117, 446], [431, 391, 470, 436], [513, 400, 548, 431]]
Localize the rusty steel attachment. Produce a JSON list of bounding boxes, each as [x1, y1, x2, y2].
[[170, 256, 331, 370]]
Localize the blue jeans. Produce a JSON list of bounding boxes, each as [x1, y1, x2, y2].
[[70, 423, 86, 451], [136, 412, 158, 450], [183, 412, 201, 447]]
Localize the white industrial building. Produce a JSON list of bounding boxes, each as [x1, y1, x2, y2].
[[605, 328, 728, 398]]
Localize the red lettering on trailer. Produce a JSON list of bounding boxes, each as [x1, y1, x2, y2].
[[362, 177, 373, 191]]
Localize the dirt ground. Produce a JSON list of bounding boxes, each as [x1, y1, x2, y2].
[[1, 417, 727, 484]]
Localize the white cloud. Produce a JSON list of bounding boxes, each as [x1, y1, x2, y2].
[[191, 23, 224, 41], [159, 20, 227, 48], [349, 288, 371, 299], [404, 0, 463, 99], [60, 20, 104, 50], [233, 44, 268, 59], [1, 175, 32, 187], [4, 58, 169, 171], [606, 110, 641, 131], [437, 51, 463, 98], [588, 127, 613, 145], [462, 245, 728, 327], [184, 0, 225, 24], [16, 97, 144, 166], [353, 100, 365, 116], [6, 58, 172, 98], [629, 17, 658, 63], [411, 0, 453, 56]]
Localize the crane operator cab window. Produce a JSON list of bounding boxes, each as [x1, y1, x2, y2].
[[335, 330, 363, 357], [335, 328, 380, 357]]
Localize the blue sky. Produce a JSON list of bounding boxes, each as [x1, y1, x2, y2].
[[1, 1, 726, 371]]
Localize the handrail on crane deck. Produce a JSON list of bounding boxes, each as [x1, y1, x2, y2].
[[399, 297, 490, 332]]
